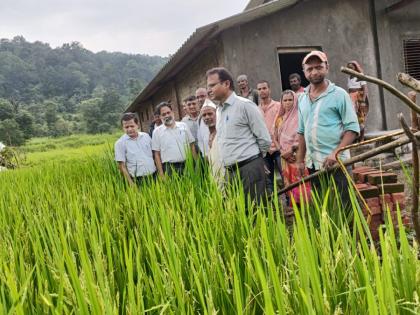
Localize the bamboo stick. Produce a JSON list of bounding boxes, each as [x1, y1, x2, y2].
[[398, 73, 420, 93], [278, 131, 420, 195], [341, 67, 420, 114]]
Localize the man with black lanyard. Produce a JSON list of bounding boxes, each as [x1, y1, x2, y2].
[[206, 67, 271, 204]]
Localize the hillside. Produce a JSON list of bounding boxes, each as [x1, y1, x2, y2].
[[0, 36, 167, 145]]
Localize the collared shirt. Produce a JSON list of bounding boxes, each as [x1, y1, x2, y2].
[[114, 132, 156, 177], [152, 121, 195, 163], [295, 86, 305, 95], [259, 99, 281, 154], [298, 81, 360, 170], [216, 92, 271, 167], [197, 118, 210, 156], [181, 115, 199, 141], [240, 88, 259, 105]]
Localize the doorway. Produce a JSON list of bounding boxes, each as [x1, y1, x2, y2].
[[278, 47, 322, 91]]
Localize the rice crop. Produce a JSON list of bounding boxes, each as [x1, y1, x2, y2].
[[0, 152, 419, 314]]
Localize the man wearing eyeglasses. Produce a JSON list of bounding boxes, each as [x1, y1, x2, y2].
[[296, 51, 359, 209], [206, 67, 271, 204]]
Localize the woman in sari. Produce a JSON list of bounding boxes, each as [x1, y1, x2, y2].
[[347, 60, 369, 141], [274, 90, 310, 206]]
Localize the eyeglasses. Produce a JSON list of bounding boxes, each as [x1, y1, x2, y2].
[[207, 81, 222, 89]]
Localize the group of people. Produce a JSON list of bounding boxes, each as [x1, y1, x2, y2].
[[115, 50, 368, 208]]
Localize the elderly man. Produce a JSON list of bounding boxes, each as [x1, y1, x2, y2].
[[207, 67, 271, 204], [152, 102, 197, 177], [289, 73, 305, 94], [200, 99, 224, 186], [181, 95, 200, 142], [237, 74, 259, 105], [197, 98, 213, 157], [296, 51, 359, 209], [195, 87, 208, 108], [257, 80, 282, 194]]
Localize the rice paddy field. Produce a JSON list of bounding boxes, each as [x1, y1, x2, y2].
[[1, 133, 420, 314]]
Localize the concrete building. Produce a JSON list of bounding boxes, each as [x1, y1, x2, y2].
[[127, 0, 420, 132]]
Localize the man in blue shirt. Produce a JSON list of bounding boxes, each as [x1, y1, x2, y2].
[[296, 51, 360, 208]]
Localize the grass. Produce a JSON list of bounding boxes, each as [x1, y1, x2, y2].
[[17, 133, 119, 167], [0, 136, 419, 313]]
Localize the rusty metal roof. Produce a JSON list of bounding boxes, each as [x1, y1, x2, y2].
[[127, 0, 299, 112]]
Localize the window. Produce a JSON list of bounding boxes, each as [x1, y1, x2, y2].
[[403, 39, 420, 80], [277, 46, 322, 91]]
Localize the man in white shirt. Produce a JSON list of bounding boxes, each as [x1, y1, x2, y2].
[[152, 102, 197, 177], [115, 112, 156, 186]]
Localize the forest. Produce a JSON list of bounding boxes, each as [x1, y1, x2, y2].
[[0, 36, 166, 145]]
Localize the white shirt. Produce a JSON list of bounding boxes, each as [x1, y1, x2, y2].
[[114, 132, 156, 177], [197, 118, 210, 157], [152, 122, 195, 163], [348, 77, 367, 89]]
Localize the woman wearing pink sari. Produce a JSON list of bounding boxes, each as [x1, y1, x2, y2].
[[274, 90, 310, 206]]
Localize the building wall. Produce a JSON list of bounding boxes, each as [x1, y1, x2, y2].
[[174, 39, 224, 114], [135, 82, 179, 132], [374, 0, 420, 129], [134, 40, 224, 131], [221, 0, 382, 131]]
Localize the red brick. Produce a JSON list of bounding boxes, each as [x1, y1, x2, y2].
[[380, 183, 405, 194], [362, 205, 382, 216], [358, 186, 380, 198], [359, 171, 382, 183], [353, 167, 375, 182], [367, 173, 398, 185], [365, 197, 380, 207], [391, 192, 405, 204], [355, 183, 369, 190]]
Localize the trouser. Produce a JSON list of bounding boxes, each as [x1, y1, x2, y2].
[[263, 151, 282, 193], [132, 172, 156, 186], [227, 156, 267, 206], [163, 161, 185, 176], [309, 166, 352, 211]]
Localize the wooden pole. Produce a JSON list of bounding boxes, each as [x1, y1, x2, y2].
[[278, 131, 420, 195], [398, 73, 420, 93], [341, 67, 420, 114], [405, 91, 420, 243]]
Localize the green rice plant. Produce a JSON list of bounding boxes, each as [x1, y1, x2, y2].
[[0, 147, 419, 314]]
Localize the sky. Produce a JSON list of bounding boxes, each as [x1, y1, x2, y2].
[[0, 0, 249, 56]]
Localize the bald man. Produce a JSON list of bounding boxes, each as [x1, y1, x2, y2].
[[195, 87, 208, 108]]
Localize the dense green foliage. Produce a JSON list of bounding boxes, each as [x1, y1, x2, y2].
[[0, 142, 419, 313], [0, 36, 166, 145]]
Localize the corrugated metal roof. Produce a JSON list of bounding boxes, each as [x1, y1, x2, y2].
[[126, 0, 299, 112]]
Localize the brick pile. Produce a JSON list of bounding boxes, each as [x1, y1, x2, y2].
[[353, 166, 411, 240]]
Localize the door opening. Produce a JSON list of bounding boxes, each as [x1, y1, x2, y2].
[[278, 47, 322, 91]]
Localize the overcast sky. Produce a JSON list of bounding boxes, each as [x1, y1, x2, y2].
[[0, 0, 249, 56]]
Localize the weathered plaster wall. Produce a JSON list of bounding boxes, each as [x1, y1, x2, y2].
[[222, 0, 381, 130], [375, 0, 420, 129]]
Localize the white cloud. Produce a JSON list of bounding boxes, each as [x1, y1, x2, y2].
[[0, 0, 248, 55]]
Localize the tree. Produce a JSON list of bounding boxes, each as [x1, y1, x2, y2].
[[0, 99, 14, 120], [15, 110, 35, 139], [0, 119, 25, 146]]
